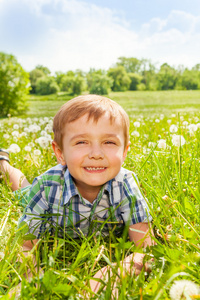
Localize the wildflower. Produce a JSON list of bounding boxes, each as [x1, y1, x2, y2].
[[171, 114, 176, 118], [148, 142, 156, 148], [169, 280, 199, 300], [172, 135, 186, 147], [13, 124, 19, 130], [196, 123, 200, 129], [24, 146, 32, 152], [36, 136, 50, 148], [157, 139, 167, 149], [162, 195, 169, 200], [29, 124, 41, 133], [167, 119, 172, 124], [134, 121, 140, 128], [188, 124, 197, 135], [3, 133, 10, 139], [169, 124, 178, 133], [34, 149, 41, 156], [131, 131, 140, 137], [8, 144, 21, 153], [182, 121, 188, 127], [12, 130, 20, 137], [155, 119, 160, 123]]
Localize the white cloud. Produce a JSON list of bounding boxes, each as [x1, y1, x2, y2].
[[0, 0, 200, 72]]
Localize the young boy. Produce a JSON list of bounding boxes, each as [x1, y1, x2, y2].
[[1, 95, 154, 294]]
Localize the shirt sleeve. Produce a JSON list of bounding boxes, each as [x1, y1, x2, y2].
[[18, 177, 51, 239], [119, 172, 152, 225]]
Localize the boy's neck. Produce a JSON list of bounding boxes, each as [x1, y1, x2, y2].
[[77, 185, 103, 203]]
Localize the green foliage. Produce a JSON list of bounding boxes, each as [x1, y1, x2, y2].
[[60, 74, 86, 95], [0, 91, 200, 298], [0, 52, 30, 117], [29, 69, 45, 94], [157, 63, 178, 90], [117, 57, 142, 73], [35, 77, 60, 95], [128, 73, 143, 90], [108, 66, 131, 91], [89, 74, 113, 95], [35, 65, 51, 76]]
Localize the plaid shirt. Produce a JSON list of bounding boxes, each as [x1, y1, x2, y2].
[[18, 164, 152, 239]]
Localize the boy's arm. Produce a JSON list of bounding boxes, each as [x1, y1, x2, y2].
[[123, 222, 155, 273], [22, 239, 39, 254], [128, 222, 154, 247]]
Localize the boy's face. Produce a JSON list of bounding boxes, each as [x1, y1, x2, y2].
[[53, 113, 129, 201]]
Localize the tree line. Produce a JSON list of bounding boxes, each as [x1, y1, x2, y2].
[[30, 57, 200, 95], [1, 52, 200, 116]]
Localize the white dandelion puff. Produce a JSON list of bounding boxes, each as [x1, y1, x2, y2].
[[157, 139, 167, 149], [33, 149, 41, 156], [134, 121, 140, 128], [172, 135, 186, 147], [169, 280, 199, 300], [24, 146, 32, 152], [169, 125, 178, 133], [8, 143, 21, 153], [131, 130, 140, 137]]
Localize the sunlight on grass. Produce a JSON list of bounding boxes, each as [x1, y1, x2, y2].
[[0, 91, 199, 299]]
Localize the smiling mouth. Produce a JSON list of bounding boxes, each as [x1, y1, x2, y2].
[[84, 167, 106, 171]]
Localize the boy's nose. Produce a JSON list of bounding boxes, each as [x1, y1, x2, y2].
[[88, 145, 104, 159]]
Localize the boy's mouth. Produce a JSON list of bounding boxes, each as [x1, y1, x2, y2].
[[84, 167, 106, 171]]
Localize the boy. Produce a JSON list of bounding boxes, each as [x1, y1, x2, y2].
[[1, 95, 154, 294]]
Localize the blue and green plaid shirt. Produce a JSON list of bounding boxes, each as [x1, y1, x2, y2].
[[18, 164, 152, 239]]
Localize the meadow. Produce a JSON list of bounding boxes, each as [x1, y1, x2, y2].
[[0, 90, 200, 299]]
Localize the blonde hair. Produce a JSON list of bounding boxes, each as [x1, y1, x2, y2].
[[53, 94, 130, 150]]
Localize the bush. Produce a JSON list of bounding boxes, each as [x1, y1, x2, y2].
[[61, 75, 86, 95], [107, 66, 131, 91], [0, 52, 30, 117], [89, 74, 113, 95], [35, 77, 60, 95]]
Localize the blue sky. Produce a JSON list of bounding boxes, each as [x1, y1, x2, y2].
[[0, 0, 200, 73]]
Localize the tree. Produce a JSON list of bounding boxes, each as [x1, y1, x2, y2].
[[107, 66, 131, 91], [0, 52, 30, 116], [29, 68, 45, 94], [128, 73, 143, 90], [35, 65, 51, 75], [60, 75, 86, 95], [117, 57, 142, 73], [36, 77, 60, 95], [89, 74, 113, 95], [157, 63, 178, 90]]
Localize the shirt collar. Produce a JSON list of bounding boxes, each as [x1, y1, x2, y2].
[[62, 168, 80, 205], [62, 167, 125, 205]]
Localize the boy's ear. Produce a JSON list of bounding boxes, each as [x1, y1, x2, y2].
[[52, 141, 66, 165], [123, 141, 130, 162]]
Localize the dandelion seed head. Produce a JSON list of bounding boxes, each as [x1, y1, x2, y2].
[[157, 139, 167, 149], [8, 143, 21, 153], [172, 134, 186, 147], [169, 124, 178, 133], [134, 121, 140, 128], [131, 130, 140, 137], [169, 280, 200, 300]]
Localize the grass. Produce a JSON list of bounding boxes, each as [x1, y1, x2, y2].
[[0, 90, 200, 299]]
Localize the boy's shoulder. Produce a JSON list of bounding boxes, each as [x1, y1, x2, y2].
[[36, 164, 67, 186], [114, 167, 136, 183]]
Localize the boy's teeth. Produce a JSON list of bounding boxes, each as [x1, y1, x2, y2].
[[86, 167, 105, 170]]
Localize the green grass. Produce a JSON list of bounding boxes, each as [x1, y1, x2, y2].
[[0, 90, 200, 299], [24, 90, 200, 118]]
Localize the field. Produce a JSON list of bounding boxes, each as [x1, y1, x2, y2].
[[0, 90, 200, 299]]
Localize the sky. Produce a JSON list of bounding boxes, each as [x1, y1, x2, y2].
[[0, 0, 200, 74]]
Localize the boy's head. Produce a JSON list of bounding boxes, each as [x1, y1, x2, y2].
[[53, 94, 130, 151]]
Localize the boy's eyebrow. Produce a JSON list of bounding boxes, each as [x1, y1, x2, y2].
[[70, 133, 120, 142]]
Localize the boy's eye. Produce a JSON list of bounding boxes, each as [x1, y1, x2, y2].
[[76, 141, 87, 145], [104, 141, 116, 145]]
